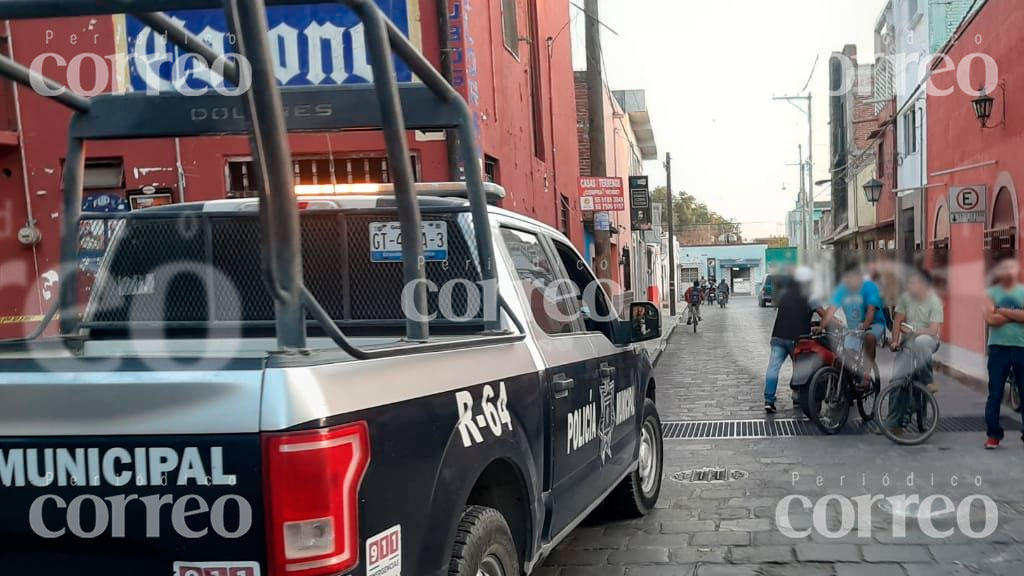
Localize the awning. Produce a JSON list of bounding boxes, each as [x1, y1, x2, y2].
[[612, 90, 658, 161]]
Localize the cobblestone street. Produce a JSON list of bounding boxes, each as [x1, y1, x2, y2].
[[541, 296, 1024, 575]]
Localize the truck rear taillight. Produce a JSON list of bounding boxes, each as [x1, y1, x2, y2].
[[263, 422, 370, 576]]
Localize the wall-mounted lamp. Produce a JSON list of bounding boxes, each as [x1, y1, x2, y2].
[[974, 82, 1007, 129], [862, 178, 883, 205]]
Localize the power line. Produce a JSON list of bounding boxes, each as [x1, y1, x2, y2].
[[568, 1, 619, 36]]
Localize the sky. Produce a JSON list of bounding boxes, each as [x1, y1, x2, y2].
[[570, 0, 889, 239]]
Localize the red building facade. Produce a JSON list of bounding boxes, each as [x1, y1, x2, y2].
[[927, 0, 1023, 359], [0, 0, 583, 337]]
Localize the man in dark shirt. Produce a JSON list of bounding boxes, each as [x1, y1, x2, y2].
[[764, 267, 823, 413]]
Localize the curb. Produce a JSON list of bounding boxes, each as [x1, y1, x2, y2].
[[935, 359, 988, 397], [651, 317, 679, 368]]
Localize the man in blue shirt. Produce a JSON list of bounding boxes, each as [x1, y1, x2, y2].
[[820, 263, 886, 385]]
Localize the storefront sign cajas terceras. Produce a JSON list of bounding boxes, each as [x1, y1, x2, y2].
[[578, 177, 625, 212]]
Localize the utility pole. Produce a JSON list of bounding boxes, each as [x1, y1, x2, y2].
[[798, 145, 807, 250], [806, 93, 814, 250], [787, 145, 808, 250], [773, 93, 814, 251], [665, 152, 676, 317], [585, 0, 612, 281]]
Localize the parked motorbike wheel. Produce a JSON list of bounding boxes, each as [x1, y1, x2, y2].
[[808, 367, 850, 435]]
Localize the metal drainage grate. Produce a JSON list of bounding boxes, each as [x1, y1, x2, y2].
[[662, 419, 820, 440], [850, 415, 1019, 435], [662, 416, 1020, 440]]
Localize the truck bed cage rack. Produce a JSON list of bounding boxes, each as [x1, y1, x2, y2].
[[0, 0, 511, 355]]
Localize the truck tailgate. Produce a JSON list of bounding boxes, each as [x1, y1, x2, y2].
[[0, 365, 267, 574], [0, 435, 265, 575]]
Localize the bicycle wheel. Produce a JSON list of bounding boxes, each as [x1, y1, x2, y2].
[[875, 381, 940, 445], [808, 367, 850, 435], [1009, 372, 1021, 412], [857, 363, 882, 422]]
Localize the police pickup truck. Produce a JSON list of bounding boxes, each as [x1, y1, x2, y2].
[[0, 184, 665, 576]]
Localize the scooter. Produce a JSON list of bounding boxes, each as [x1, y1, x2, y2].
[[719, 291, 728, 308], [790, 323, 838, 417], [707, 290, 717, 306]]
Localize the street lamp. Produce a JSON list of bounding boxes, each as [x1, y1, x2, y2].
[[863, 178, 883, 205], [973, 83, 1007, 129], [970, 88, 995, 127], [972, 88, 995, 127]]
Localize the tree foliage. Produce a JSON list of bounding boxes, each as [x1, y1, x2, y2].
[[649, 186, 741, 235]]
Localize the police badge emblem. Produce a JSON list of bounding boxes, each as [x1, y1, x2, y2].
[[597, 372, 616, 465]]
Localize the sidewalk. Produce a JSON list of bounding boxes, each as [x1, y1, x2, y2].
[[641, 308, 680, 366], [934, 341, 989, 393]]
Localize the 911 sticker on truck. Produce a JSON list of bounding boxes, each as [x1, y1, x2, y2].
[[455, 383, 513, 448], [366, 525, 402, 576]]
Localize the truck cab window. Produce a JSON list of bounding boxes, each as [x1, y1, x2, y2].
[[500, 228, 577, 335], [550, 239, 616, 342]]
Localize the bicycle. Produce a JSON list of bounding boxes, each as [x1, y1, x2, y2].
[[1007, 369, 1021, 412], [807, 328, 881, 434], [874, 325, 941, 445], [688, 304, 701, 333]]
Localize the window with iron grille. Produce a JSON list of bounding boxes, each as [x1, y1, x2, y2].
[[903, 109, 918, 155], [501, 0, 520, 57], [559, 194, 570, 237], [526, 0, 545, 159], [484, 155, 499, 184], [680, 267, 700, 284], [226, 155, 419, 198]]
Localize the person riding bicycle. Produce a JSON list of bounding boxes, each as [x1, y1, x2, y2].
[[890, 268, 943, 391], [883, 268, 944, 434], [819, 263, 886, 389], [685, 280, 703, 325]]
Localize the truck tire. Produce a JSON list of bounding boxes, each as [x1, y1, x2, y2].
[[605, 399, 663, 518], [448, 506, 519, 576]]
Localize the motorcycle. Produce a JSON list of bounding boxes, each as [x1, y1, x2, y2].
[[707, 290, 717, 305], [790, 323, 838, 417], [719, 291, 728, 308]]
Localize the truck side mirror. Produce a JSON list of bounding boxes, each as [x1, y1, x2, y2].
[[628, 302, 662, 343]]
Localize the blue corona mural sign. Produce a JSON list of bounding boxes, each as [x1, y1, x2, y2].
[[124, 1, 420, 92]]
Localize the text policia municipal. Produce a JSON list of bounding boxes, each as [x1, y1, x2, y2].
[[0, 446, 237, 488]]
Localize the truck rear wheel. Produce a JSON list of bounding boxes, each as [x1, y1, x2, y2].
[[448, 506, 519, 576], [605, 399, 663, 518]]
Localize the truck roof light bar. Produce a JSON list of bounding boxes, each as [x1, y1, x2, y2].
[[0, 0, 502, 352], [293, 182, 507, 203]]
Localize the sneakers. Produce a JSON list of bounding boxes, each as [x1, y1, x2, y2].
[[985, 438, 1001, 450], [764, 402, 777, 414]]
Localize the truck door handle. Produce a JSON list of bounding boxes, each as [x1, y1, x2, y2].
[[552, 375, 575, 398], [600, 364, 617, 379]]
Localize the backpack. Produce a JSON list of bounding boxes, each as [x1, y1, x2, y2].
[[689, 289, 702, 305]]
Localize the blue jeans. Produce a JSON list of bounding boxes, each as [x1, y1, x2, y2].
[[986, 345, 1024, 440], [765, 338, 796, 404]]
